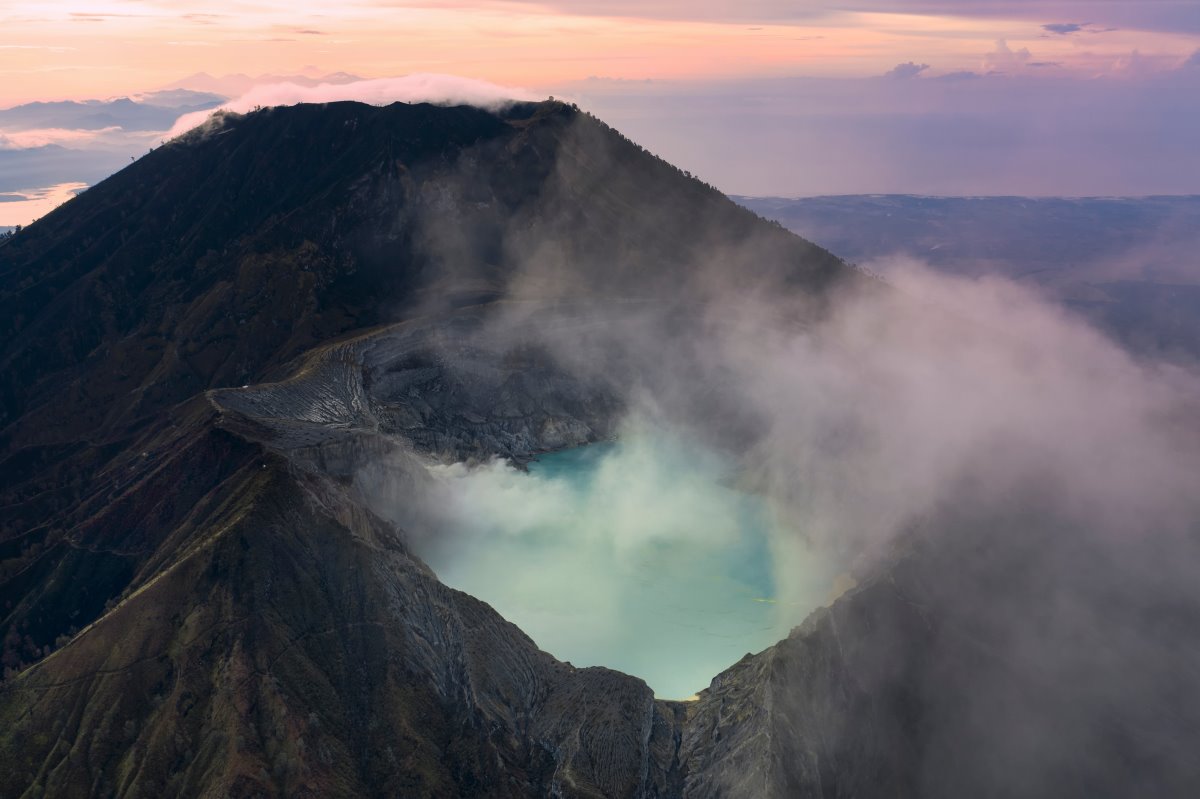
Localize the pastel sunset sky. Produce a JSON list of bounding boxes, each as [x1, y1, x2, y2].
[[2, 1, 1199, 204], [3, 1, 1199, 100]]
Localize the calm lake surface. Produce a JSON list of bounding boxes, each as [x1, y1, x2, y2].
[[425, 431, 822, 699]]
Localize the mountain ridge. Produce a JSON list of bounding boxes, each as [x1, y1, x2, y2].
[[0, 99, 856, 798]]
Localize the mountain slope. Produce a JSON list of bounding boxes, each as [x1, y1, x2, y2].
[[0, 100, 848, 798]]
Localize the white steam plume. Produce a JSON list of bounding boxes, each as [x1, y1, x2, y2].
[[343, 105, 1200, 788]]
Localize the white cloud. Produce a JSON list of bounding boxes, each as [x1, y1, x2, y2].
[[982, 39, 1032, 73], [0, 126, 124, 149], [168, 74, 542, 137]]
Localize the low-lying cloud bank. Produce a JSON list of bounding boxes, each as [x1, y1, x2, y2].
[[168, 74, 541, 137], [0, 126, 150, 151]]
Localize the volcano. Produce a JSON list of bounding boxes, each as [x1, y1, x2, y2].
[[1, 100, 1198, 799]]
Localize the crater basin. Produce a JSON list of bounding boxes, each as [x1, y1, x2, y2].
[[421, 426, 832, 699]]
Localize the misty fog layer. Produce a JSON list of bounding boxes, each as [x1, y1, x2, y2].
[[417, 420, 833, 699], [469, 261, 1200, 790], [343, 103, 1200, 791]]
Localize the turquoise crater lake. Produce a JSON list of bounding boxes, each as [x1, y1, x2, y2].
[[422, 426, 831, 699]]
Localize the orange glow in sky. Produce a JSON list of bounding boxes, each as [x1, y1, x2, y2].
[[1, 2, 1198, 102]]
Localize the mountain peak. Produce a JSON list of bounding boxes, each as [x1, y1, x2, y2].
[[0, 100, 852, 797]]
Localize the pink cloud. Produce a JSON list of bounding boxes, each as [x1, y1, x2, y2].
[[982, 39, 1032, 73]]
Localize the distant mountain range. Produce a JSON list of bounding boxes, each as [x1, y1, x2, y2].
[[0, 91, 226, 133]]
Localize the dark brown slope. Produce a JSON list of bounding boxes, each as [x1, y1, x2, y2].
[[1, 429, 684, 797]]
